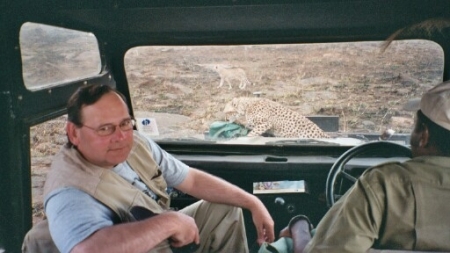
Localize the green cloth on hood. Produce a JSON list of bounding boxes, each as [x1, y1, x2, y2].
[[208, 121, 249, 139]]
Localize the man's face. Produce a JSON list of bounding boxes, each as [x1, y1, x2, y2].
[[67, 92, 134, 168], [410, 112, 428, 158]]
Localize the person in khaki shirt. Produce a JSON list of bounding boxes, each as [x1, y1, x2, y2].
[[276, 81, 450, 253]]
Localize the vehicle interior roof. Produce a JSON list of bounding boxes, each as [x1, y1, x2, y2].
[[1, 0, 450, 251], [9, 0, 450, 42]]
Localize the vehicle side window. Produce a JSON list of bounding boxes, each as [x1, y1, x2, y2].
[[19, 22, 101, 91]]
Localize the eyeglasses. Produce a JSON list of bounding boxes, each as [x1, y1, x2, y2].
[[81, 118, 136, 136]]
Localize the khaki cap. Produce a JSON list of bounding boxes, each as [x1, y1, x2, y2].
[[420, 81, 450, 131]]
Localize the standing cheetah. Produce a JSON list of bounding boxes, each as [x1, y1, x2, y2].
[[223, 97, 329, 138], [198, 64, 253, 89]]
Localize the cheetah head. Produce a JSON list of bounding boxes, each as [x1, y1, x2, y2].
[[223, 97, 249, 125]]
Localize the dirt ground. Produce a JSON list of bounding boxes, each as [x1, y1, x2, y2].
[[30, 40, 444, 224]]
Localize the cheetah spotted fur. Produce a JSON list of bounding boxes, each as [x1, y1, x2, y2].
[[223, 97, 330, 138]]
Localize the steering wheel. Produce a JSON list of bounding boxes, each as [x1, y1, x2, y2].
[[325, 141, 412, 208]]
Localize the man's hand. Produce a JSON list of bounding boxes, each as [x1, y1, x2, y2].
[[167, 212, 200, 248], [250, 197, 275, 245]]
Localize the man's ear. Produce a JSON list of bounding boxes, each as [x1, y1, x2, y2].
[[419, 123, 430, 148], [66, 122, 80, 146]]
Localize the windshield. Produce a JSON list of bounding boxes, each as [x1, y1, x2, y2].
[[125, 41, 443, 146]]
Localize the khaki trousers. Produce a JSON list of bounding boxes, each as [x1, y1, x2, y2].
[[179, 201, 249, 253]]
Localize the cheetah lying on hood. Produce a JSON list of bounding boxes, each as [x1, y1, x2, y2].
[[223, 97, 330, 138]]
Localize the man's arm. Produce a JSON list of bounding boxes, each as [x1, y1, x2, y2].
[[175, 168, 275, 244], [46, 188, 199, 253], [143, 135, 274, 243], [71, 211, 199, 253]]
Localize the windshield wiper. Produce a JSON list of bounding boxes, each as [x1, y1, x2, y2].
[[157, 138, 217, 144], [267, 139, 336, 145]]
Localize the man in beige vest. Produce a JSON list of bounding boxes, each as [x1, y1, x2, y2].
[[23, 84, 274, 253], [267, 81, 450, 252]]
